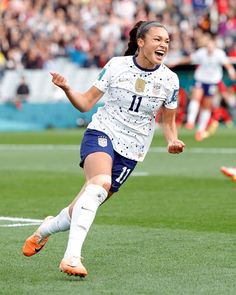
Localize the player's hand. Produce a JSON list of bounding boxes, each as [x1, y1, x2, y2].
[[167, 139, 185, 154], [50, 72, 70, 92]]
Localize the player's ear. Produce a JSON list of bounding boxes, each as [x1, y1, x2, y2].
[[137, 37, 144, 48]]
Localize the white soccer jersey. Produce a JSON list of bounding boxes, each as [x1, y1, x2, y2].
[[88, 56, 179, 162], [191, 48, 229, 84]]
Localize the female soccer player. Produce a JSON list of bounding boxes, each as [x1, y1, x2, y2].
[[171, 36, 236, 141], [22, 21, 185, 277]]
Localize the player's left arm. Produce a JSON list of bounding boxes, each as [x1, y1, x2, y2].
[[223, 63, 236, 81], [162, 107, 185, 154]]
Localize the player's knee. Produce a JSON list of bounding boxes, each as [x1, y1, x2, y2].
[[87, 174, 112, 193], [83, 183, 109, 207]]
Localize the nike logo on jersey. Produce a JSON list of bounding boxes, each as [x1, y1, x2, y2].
[[118, 77, 129, 83]]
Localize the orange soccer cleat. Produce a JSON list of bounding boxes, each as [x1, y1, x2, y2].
[[232, 176, 236, 183], [185, 122, 195, 130], [206, 120, 219, 136], [22, 234, 49, 257], [22, 216, 53, 257], [195, 130, 208, 142], [59, 256, 88, 277]]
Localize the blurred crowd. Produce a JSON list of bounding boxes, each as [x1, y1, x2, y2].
[[0, 0, 236, 73]]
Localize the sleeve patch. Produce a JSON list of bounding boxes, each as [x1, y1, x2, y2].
[[170, 89, 179, 102]]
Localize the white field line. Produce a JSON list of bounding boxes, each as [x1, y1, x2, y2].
[[0, 216, 43, 222], [132, 171, 149, 176], [0, 223, 41, 228], [0, 144, 79, 151], [0, 144, 236, 154], [0, 216, 42, 228]]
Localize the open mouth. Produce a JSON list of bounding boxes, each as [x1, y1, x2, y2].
[[155, 50, 165, 57]]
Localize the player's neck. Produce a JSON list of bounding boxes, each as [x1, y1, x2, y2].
[[135, 55, 156, 69], [134, 55, 160, 71]]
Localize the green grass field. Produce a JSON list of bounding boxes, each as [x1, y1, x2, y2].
[[0, 127, 236, 295]]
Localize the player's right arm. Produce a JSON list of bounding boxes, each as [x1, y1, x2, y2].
[[162, 107, 185, 154], [51, 72, 104, 112]]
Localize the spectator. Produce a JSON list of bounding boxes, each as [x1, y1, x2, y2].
[[22, 47, 44, 69], [14, 75, 30, 109]]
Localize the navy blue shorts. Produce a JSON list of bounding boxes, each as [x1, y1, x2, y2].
[[193, 80, 217, 97], [80, 129, 137, 192]]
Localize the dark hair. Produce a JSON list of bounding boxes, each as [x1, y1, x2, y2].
[[124, 21, 168, 56]]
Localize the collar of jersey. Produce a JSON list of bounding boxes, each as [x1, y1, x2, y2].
[[132, 56, 161, 72]]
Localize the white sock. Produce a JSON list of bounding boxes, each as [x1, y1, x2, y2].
[[39, 207, 71, 238], [197, 109, 211, 131], [187, 100, 200, 125], [64, 184, 108, 259]]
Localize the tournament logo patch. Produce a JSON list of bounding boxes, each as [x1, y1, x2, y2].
[[98, 136, 108, 147], [170, 89, 179, 102]]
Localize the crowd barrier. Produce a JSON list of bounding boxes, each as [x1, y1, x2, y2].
[[0, 102, 102, 132]]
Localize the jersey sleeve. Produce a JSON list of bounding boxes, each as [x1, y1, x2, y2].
[[218, 49, 229, 64], [190, 49, 203, 64], [93, 58, 114, 92], [164, 73, 179, 109]]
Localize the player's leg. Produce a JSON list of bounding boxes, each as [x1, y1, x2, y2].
[[22, 191, 86, 257], [185, 82, 203, 129], [22, 129, 112, 258], [220, 166, 236, 178], [195, 97, 212, 141], [59, 129, 115, 276], [23, 154, 112, 275], [195, 84, 216, 141], [60, 151, 112, 277], [60, 150, 137, 277]]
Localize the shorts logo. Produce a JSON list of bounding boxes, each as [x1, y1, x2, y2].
[[98, 136, 108, 147]]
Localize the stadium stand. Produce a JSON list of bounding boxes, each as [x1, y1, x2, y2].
[[1, 0, 236, 71], [0, 0, 235, 131]]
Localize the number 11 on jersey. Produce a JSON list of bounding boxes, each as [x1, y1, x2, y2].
[[129, 95, 143, 112]]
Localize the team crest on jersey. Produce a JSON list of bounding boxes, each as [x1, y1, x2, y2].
[[153, 83, 161, 95], [98, 136, 108, 147], [135, 78, 146, 92]]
